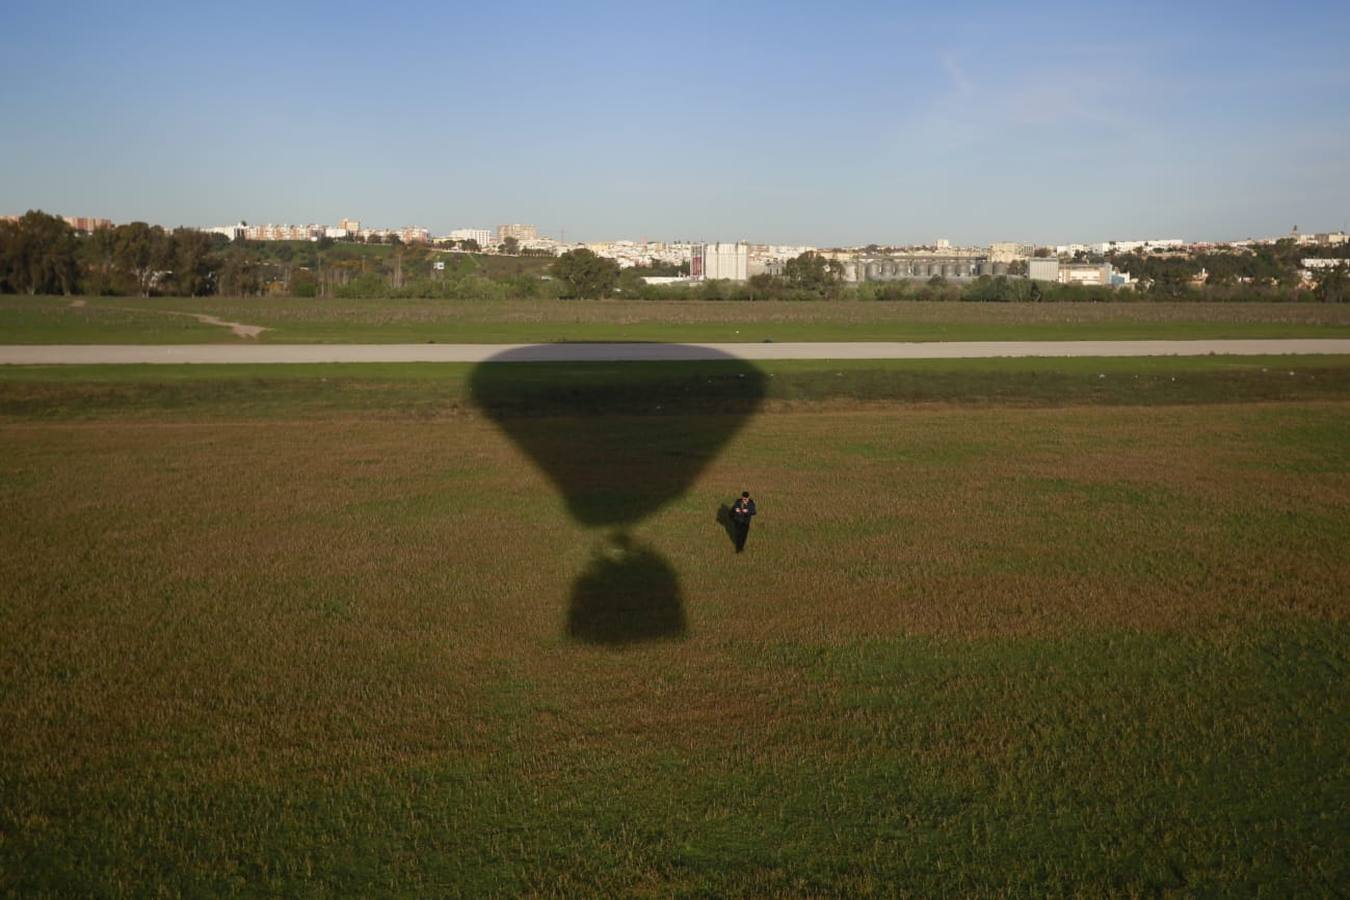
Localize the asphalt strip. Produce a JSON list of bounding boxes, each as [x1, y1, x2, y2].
[[1, 340, 1349, 365]]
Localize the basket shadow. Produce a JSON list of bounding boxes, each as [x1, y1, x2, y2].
[[567, 537, 685, 645]]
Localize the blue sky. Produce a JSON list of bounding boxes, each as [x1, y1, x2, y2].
[[2, 1, 1347, 245]]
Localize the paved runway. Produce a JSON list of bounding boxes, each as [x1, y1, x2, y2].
[[1, 339, 1349, 365]]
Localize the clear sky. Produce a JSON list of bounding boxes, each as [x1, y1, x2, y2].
[[2, 1, 1347, 246]]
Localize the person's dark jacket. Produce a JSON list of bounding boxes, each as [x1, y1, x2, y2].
[[731, 498, 757, 522]]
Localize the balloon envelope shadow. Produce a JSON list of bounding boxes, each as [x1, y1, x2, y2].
[[470, 345, 766, 644]]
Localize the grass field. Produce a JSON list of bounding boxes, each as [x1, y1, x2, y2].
[[1, 357, 1347, 894], [4, 295, 1350, 344], [2, 355, 1350, 420]]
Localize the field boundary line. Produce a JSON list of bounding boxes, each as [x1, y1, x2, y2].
[[2, 339, 1350, 365]]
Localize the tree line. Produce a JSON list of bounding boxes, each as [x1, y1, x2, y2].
[[0, 210, 556, 299], [1, 211, 225, 297], [4, 209, 1345, 301], [1111, 242, 1347, 301]]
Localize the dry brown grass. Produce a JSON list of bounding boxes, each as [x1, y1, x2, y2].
[[143, 297, 1350, 329]]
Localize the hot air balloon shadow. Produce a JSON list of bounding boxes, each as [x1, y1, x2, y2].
[[470, 346, 766, 644]]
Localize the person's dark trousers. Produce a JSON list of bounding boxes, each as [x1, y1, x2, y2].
[[734, 519, 750, 552]]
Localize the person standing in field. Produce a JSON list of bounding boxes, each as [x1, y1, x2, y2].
[[730, 491, 757, 553]]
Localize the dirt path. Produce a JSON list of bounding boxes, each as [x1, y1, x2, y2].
[[182, 312, 267, 339], [2, 339, 1349, 365], [99, 305, 268, 339]]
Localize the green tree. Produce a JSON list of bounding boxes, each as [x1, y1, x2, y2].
[[501, 236, 520, 255], [0, 218, 17, 293], [81, 226, 124, 294], [746, 272, 782, 300], [218, 247, 261, 296], [290, 268, 319, 298], [1201, 255, 1236, 287], [171, 229, 216, 296], [961, 275, 1036, 303], [462, 239, 481, 253], [1311, 264, 1349, 303], [782, 251, 843, 294], [616, 267, 649, 296], [0, 211, 80, 294], [112, 222, 169, 296], [552, 248, 619, 298]]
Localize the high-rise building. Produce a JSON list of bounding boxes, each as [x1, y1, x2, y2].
[[240, 223, 324, 241], [206, 222, 247, 241], [692, 242, 749, 281], [63, 216, 113, 233], [497, 223, 538, 243], [338, 218, 360, 235], [448, 228, 492, 246]]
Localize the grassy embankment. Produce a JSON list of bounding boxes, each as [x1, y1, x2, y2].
[[3, 295, 1350, 343], [1, 357, 1347, 894]]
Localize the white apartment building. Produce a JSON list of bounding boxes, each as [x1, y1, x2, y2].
[[692, 242, 749, 281], [242, 223, 324, 241], [581, 239, 696, 268], [354, 226, 429, 244], [1097, 238, 1184, 254], [205, 222, 247, 241], [448, 228, 492, 246]]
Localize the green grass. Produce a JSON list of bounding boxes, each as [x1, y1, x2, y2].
[[2, 355, 1349, 421], [1, 362, 1347, 894], [3, 295, 1349, 343], [0, 299, 231, 343]]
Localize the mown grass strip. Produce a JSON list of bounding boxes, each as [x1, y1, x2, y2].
[[4, 295, 1350, 344], [1, 355, 1348, 420]]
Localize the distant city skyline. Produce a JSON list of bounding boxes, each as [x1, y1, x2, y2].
[[10, 210, 1345, 253], [2, 1, 1347, 246]]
